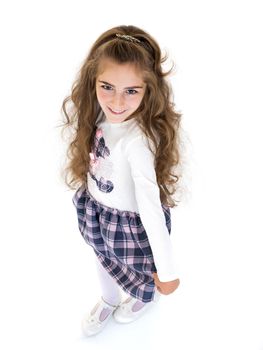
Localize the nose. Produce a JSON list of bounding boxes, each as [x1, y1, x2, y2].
[[111, 92, 125, 110]]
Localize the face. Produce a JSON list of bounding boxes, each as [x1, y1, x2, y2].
[[96, 58, 146, 123]]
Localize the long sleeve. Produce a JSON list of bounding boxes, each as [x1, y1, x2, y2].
[[125, 134, 178, 282]]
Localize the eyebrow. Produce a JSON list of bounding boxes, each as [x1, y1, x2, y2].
[[98, 80, 144, 89]]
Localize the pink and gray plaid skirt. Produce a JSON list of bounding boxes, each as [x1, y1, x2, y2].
[[72, 183, 171, 303]]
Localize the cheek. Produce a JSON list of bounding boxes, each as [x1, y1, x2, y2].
[[96, 88, 110, 103], [130, 95, 144, 108]]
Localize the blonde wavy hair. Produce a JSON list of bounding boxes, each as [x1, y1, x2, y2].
[[60, 25, 183, 208]]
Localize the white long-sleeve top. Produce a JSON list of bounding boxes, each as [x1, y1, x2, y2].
[[87, 113, 178, 282]]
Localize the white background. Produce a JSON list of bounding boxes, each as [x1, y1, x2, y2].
[[0, 0, 262, 349]]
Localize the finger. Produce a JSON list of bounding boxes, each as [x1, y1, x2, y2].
[[157, 286, 162, 293]]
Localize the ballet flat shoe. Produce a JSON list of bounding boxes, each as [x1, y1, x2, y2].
[[113, 289, 161, 324], [82, 297, 121, 337]]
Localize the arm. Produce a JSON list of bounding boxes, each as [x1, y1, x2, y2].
[[126, 134, 180, 293]]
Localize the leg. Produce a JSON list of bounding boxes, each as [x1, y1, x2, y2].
[[94, 256, 122, 307], [81, 258, 123, 337]]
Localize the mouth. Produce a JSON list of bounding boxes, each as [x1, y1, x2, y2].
[[108, 106, 127, 115]]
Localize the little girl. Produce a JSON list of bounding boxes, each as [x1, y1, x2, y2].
[[61, 25, 182, 336]]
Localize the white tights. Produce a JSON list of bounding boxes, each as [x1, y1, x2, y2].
[[95, 257, 122, 306], [94, 257, 147, 314]]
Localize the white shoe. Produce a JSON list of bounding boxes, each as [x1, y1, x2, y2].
[[82, 297, 121, 337], [113, 289, 161, 324]]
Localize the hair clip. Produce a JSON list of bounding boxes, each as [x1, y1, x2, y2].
[[115, 33, 141, 43]]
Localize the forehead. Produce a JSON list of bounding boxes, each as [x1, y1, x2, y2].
[[96, 58, 144, 84]]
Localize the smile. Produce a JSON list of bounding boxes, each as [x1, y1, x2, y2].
[[108, 106, 127, 115]]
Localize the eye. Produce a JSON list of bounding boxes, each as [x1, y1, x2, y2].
[[100, 84, 113, 90], [99, 84, 138, 95], [126, 89, 138, 95]]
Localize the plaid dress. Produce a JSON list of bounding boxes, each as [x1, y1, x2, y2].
[[72, 183, 172, 303]]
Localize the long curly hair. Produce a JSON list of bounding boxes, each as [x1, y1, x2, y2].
[[59, 25, 183, 207]]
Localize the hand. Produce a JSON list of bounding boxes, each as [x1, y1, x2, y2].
[[152, 272, 180, 295]]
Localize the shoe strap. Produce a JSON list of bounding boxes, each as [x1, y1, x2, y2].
[[101, 296, 120, 308], [89, 298, 117, 323]]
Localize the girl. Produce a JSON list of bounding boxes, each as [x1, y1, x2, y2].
[[60, 25, 182, 336]]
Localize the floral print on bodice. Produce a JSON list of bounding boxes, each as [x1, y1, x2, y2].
[[89, 128, 114, 193]]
